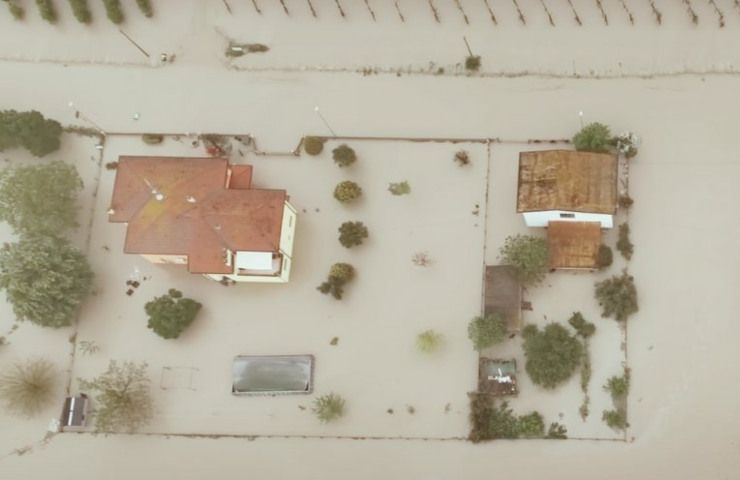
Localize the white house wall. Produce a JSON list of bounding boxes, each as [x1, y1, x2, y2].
[[279, 201, 297, 259], [522, 211, 613, 228]]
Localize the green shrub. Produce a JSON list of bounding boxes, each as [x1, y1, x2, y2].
[[467, 313, 507, 351], [546, 422, 568, 439], [303, 136, 325, 155], [333, 181, 362, 203], [312, 393, 345, 423], [0, 109, 63, 157], [338, 221, 368, 248], [0, 236, 94, 328], [602, 408, 628, 430], [0, 358, 56, 417], [102, 0, 124, 24], [597, 244, 613, 269], [135, 0, 153, 17], [332, 144, 356, 167], [142, 133, 163, 145], [468, 396, 547, 442], [465, 55, 481, 71], [36, 0, 56, 22], [416, 329, 444, 353], [568, 312, 595, 339], [499, 234, 549, 286], [604, 371, 630, 400], [145, 289, 202, 339], [317, 263, 355, 300], [68, 0, 92, 23], [522, 323, 583, 389], [594, 270, 638, 321], [616, 223, 633, 260], [517, 412, 545, 438], [7, 2, 24, 19], [388, 181, 411, 196], [573, 122, 611, 153]]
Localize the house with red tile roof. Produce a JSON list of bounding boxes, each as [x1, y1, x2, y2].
[[108, 156, 296, 283]]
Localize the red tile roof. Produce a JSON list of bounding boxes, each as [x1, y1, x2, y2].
[[109, 156, 286, 274]]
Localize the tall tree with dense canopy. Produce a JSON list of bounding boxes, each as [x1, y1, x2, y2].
[[0, 110, 62, 157], [498, 234, 549, 286], [145, 289, 202, 339], [594, 270, 638, 321], [79, 361, 153, 433], [521, 323, 583, 389], [0, 235, 93, 328], [0, 161, 83, 235]]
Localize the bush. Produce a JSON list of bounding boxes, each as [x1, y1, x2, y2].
[[0, 110, 62, 157], [0, 358, 55, 417], [338, 221, 368, 248], [602, 408, 628, 430], [594, 270, 638, 321], [0, 236, 94, 328], [517, 412, 545, 438], [522, 323, 583, 389], [136, 0, 153, 17], [142, 133, 164, 145], [416, 330, 444, 353], [68, 0, 92, 23], [388, 181, 411, 196], [467, 313, 507, 351], [468, 396, 546, 442], [145, 289, 202, 339], [465, 55, 481, 71], [0, 161, 83, 235], [102, 0, 124, 24], [604, 371, 630, 400], [7, 2, 24, 19], [618, 194, 634, 209], [546, 422, 568, 439], [568, 312, 595, 339], [36, 0, 56, 22], [303, 136, 325, 155], [454, 150, 470, 166], [312, 393, 345, 423], [333, 181, 362, 203], [616, 223, 633, 260], [573, 122, 611, 153], [499, 234, 549, 286], [332, 144, 356, 167], [597, 244, 613, 269], [78, 361, 153, 432], [317, 263, 355, 300]]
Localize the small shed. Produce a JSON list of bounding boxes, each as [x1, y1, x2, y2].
[[484, 265, 522, 333], [547, 221, 602, 270], [478, 358, 518, 396], [232, 355, 314, 395], [60, 394, 89, 431], [517, 150, 618, 228]]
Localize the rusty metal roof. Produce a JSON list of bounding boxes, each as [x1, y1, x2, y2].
[[547, 221, 602, 270], [517, 150, 617, 214], [109, 156, 286, 274]]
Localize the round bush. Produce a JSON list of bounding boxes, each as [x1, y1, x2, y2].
[[467, 313, 507, 351], [338, 221, 368, 248], [522, 323, 583, 389], [333, 181, 362, 203], [312, 393, 345, 423], [303, 136, 325, 155], [597, 244, 613, 269], [332, 144, 357, 167], [145, 289, 202, 339], [499, 234, 549, 286], [329, 262, 355, 283], [573, 122, 612, 153]]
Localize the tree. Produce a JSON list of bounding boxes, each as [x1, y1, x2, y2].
[[332, 144, 357, 167], [338, 221, 368, 248], [317, 263, 355, 300], [521, 323, 583, 389], [416, 330, 444, 353], [0, 235, 94, 328], [602, 408, 628, 430], [79, 361, 153, 433], [594, 270, 638, 321], [604, 371, 630, 400], [388, 181, 411, 196], [6, 1, 25, 19], [616, 223, 634, 260], [35, 0, 56, 22], [68, 0, 92, 23], [0, 110, 62, 157], [145, 289, 202, 339], [312, 393, 345, 423], [572, 122, 612, 153], [136, 0, 153, 17], [568, 312, 595, 339], [0, 358, 55, 417], [101, 0, 124, 23], [499, 234, 549, 286], [465, 55, 481, 71], [467, 313, 507, 351], [597, 244, 613, 269], [303, 136, 325, 155], [0, 161, 83, 235], [333, 180, 362, 203]]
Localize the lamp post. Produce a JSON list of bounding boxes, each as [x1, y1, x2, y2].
[[314, 106, 337, 137]]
